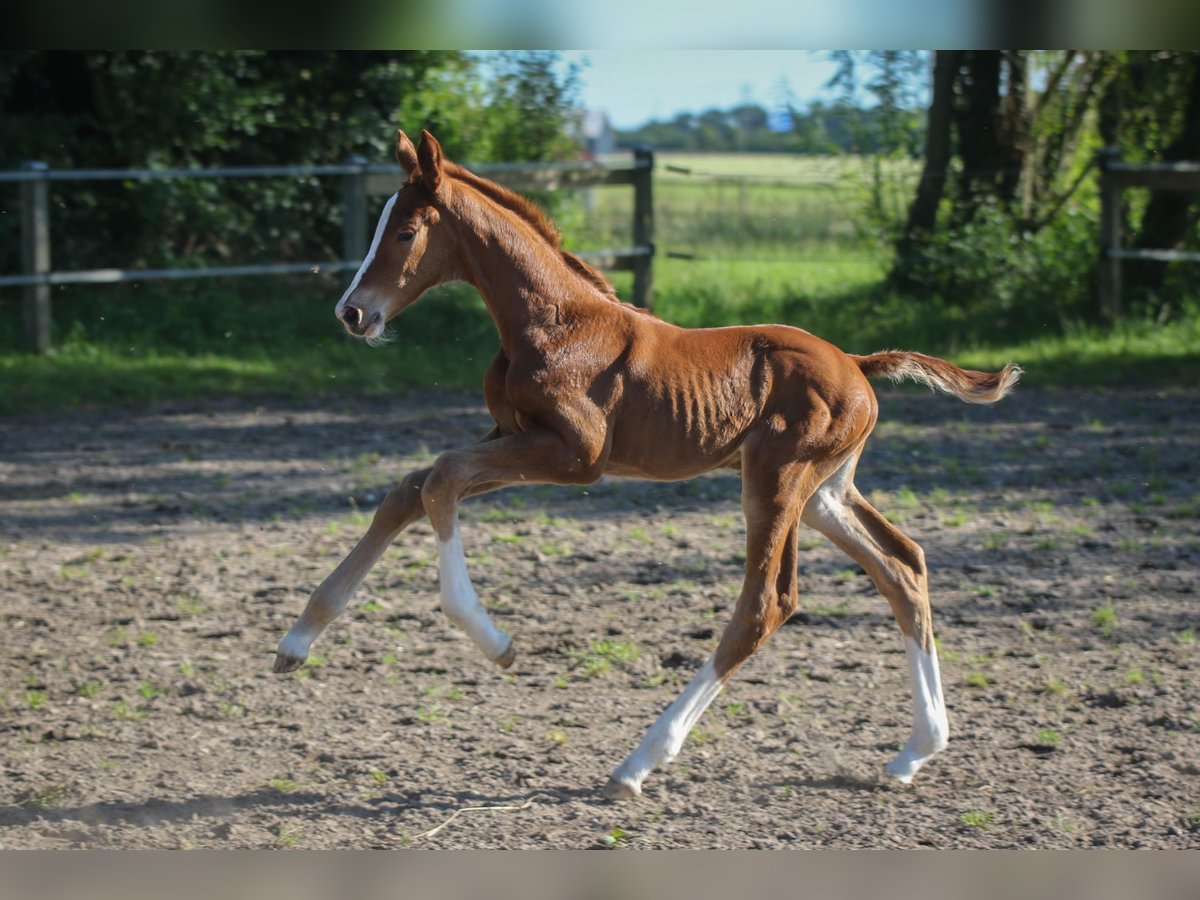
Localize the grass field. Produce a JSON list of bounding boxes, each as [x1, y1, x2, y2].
[[1, 152, 1196, 413]]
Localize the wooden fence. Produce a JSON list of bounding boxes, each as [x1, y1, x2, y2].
[[2, 149, 654, 353], [1097, 146, 1200, 317]]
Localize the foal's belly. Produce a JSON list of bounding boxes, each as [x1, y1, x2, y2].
[[603, 444, 743, 481]]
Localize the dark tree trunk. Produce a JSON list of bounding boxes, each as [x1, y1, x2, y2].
[[1128, 56, 1200, 298], [953, 50, 1003, 220], [889, 50, 960, 290], [997, 51, 1029, 204]]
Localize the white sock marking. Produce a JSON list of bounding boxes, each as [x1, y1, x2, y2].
[[610, 656, 724, 793], [437, 524, 511, 662], [886, 635, 949, 783], [336, 192, 398, 312]]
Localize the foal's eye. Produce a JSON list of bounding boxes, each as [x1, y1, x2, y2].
[[398, 230, 415, 242]]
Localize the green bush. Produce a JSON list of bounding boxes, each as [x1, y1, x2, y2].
[[898, 198, 1100, 340]]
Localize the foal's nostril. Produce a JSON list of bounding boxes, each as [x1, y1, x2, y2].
[[341, 305, 363, 329]]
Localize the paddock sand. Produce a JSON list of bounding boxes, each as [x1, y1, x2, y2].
[[1, 386, 1196, 848]]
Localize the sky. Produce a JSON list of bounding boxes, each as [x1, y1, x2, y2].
[[562, 51, 844, 131]]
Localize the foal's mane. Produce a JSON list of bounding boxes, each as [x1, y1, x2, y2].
[[446, 162, 619, 299]]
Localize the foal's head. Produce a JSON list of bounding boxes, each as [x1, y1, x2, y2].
[[335, 130, 459, 342]]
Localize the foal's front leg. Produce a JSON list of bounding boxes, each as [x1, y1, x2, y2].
[[273, 467, 431, 672], [419, 429, 603, 668], [274, 429, 509, 673]]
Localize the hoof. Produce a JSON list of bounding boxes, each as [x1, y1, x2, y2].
[[884, 759, 917, 785], [600, 776, 641, 802], [273, 650, 307, 674], [494, 639, 516, 669], [884, 742, 944, 784]]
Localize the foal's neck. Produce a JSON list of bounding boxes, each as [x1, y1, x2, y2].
[[452, 189, 598, 354]]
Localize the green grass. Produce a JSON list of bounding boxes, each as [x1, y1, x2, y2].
[[3, 153, 1198, 413], [569, 638, 640, 680]]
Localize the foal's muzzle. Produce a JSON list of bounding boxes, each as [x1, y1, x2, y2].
[[339, 303, 381, 337]]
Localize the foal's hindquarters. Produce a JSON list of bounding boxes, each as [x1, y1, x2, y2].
[[603, 350, 948, 798]]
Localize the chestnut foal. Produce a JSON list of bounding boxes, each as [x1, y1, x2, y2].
[[274, 130, 1020, 799]]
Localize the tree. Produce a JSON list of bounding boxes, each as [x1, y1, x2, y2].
[[891, 51, 960, 291], [886, 50, 1199, 320]]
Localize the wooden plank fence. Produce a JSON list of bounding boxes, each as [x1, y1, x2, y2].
[[2, 150, 655, 353], [1096, 146, 1200, 317]]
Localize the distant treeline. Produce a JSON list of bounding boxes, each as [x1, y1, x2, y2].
[[616, 101, 925, 156]]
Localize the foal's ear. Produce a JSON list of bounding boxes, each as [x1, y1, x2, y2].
[[396, 130, 419, 179], [416, 129, 444, 194]]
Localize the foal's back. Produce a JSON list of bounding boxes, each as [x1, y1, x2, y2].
[[593, 305, 877, 480]]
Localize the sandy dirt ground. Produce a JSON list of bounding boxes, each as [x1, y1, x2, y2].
[[1, 385, 1197, 848]]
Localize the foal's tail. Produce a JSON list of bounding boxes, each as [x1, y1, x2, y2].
[[852, 351, 1022, 405]]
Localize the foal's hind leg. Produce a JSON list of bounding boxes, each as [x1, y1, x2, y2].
[[801, 455, 949, 783], [605, 459, 815, 799]]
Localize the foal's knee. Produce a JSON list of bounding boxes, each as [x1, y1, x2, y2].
[[420, 457, 468, 528], [374, 469, 429, 529]]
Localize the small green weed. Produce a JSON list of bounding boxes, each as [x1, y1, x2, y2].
[[964, 671, 993, 689], [602, 827, 629, 849], [14, 783, 70, 809], [1035, 727, 1061, 747], [961, 810, 995, 829], [983, 532, 1008, 552], [1041, 676, 1068, 695], [723, 701, 748, 719], [111, 700, 145, 720], [277, 823, 303, 849], [1050, 809, 1085, 834], [137, 681, 161, 700], [1092, 604, 1118, 640], [570, 639, 640, 679], [416, 704, 447, 726], [176, 594, 205, 616]]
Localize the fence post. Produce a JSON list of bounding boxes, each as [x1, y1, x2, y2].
[[19, 161, 51, 354], [631, 146, 654, 310], [342, 155, 369, 285], [1097, 146, 1123, 319]]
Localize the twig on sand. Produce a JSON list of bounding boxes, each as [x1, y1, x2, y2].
[[409, 793, 550, 841]]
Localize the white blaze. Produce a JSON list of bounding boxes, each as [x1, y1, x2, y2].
[[336, 192, 398, 312]]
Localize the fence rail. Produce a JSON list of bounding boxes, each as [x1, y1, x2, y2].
[[4, 150, 655, 353], [1097, 147, 1200, 317]]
